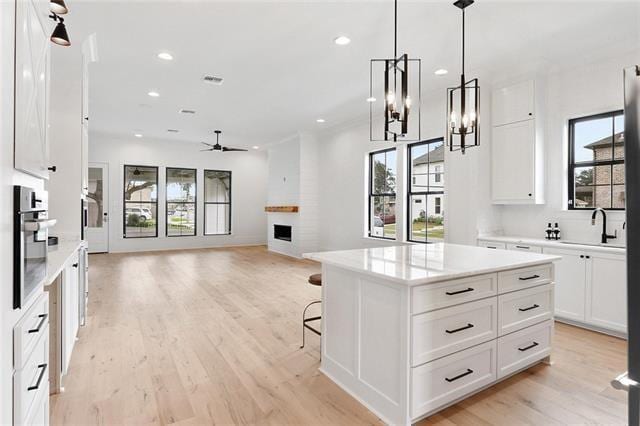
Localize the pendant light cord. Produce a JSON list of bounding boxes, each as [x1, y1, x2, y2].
[[461, 8, 465, 75], [394, 0, 398, 59]]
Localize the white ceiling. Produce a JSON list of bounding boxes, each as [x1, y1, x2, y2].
[[68, 0, 640, 148]]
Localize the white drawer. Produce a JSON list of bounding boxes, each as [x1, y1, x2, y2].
[[14, 325, 49, 423], [412, 298, 497, 366], [498, 284, 553, 335], [478, 241, 507, 250], [411, 340, 497, 419], [14, 292, 49, 369], [506, 243, 543, 253], [412, 274, 497, 314], [498, 264, 553, 294], [497, 320, 553, 379]]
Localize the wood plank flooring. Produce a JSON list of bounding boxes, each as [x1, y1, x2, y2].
[[51, 246, 628, 425]]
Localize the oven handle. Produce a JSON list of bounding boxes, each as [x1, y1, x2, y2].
[[24, 219, 57, 232]]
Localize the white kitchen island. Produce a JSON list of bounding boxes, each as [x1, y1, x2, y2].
[[304, 243, 560, 425]]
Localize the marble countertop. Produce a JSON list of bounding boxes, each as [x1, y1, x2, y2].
[[44, 240, 85, 286], [477, 235, 626, 255], [303, 243, 560, 286]]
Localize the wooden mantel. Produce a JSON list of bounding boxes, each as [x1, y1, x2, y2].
[[265, 206, 299, 213]]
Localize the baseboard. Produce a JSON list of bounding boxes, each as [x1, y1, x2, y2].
[[554, 318, 627, 339]]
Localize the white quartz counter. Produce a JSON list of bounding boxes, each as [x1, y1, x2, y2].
[[477, 235, 626, 255], [44, 240, 85, 286], [304, 242, 560, 286]]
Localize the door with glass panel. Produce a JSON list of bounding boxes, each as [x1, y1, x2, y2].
[[87, 162, 109, 253]]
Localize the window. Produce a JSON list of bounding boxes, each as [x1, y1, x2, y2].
[[568, 111, 625, 210], [408, 138, 445, 243], [123, 165, 158, 238], [204, 170, 231, 235], [166, 168, 197, 236], [368, 148, 397, 239]]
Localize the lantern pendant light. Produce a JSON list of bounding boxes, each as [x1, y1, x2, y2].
[[447, 0, 479, 154], [370, 0, 421, 142]]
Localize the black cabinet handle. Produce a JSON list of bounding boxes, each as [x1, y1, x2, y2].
[[585, 255, 591, 259], [27, 364, 48, 391], [518, 274, 540, 281], [519, 304, 540, 312], [580, 255, 584, 259], [72, 263, 79, 268], [518, 341, 539, 352], [28, 313, 48, 334], [515, 245, 531, 249], [445, 287, 474, 296], [446, 323, 474, 334], [445, 368, 474, 383]]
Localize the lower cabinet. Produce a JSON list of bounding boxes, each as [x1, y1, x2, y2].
[[543, 247, 627, 334], [62, 251, 80, 375]]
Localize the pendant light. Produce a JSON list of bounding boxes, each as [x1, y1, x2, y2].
[[370, 0, 421, 142], [49, 13, 70, 46], [447, 0, 479, 154], [50, 0, 68, 14]]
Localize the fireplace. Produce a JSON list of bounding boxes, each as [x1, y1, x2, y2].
[[274, 224, 292, 242]]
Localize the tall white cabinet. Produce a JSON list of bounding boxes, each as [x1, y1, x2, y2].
[[491, 80, 545, 204]]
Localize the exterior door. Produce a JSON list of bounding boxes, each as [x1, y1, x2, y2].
[[87, 163, 109, 253]]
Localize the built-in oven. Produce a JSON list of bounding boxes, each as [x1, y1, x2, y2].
[[13, 186, 56, 309]]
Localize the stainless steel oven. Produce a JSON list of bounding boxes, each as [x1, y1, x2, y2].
[[13, 186, 56, 309]]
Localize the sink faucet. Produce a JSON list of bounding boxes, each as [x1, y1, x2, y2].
[[591, 208, 617, 244]]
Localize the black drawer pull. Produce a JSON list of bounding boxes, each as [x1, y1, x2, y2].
[[515, 246, 530, 249], [518, 341, 539, 352], [445, 368, 474, 383], [446, 323, 474, 334], [445, 287, 474, 296], [27, 364, 48, 391], [518, 274, 540, 281], [519, 304, 540, 312], [28, 313, 48, 334]]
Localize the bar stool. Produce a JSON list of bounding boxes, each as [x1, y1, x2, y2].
[[300, 273, 322, 350]]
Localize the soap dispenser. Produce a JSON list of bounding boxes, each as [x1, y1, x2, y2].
[[553, 223, 561, 241], [545, 223, 553, 240]]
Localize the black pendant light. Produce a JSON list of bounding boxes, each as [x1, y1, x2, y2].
[[49, 13, 71, 46], [50, 0, 68, 14], [447, 0, 479, 154], [370, 0, 421, 142]]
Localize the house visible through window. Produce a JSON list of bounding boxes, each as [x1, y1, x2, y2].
[[204, 170, 231, 235], [368, 148, 396, 239], [408, 138, 445, 243], [123, 165, 158, 238], [568, 110, 625, 210], [166, 168, 197, 236]]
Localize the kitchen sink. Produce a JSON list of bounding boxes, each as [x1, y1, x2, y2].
[[559, 240, 626, 249]]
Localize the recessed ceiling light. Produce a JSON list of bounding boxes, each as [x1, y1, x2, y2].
[[316, 118, 326, 123], [434, 69, 448, 76], [367, 97, 377, 102], [148, 91, 160, 97], [334, 36, 351, 46], [252, 146, 260, 150], [134, 133, 143, 138], [157, 52, 173, 61]]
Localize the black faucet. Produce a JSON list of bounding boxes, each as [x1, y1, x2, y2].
[[591, 208, 617, 244]]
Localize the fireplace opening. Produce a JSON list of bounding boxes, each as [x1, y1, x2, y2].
[[274, 224, 292, 242]]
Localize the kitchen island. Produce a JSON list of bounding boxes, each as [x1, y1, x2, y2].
[[304, 243, 560, 425]]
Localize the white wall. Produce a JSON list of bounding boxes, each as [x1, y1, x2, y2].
[[89, 132, 268, 252]]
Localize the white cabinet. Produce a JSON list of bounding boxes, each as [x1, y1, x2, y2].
[[543, 247, 627, 334], [491, 80, 544, 205], [62, 251, 80, 375], [491, 80, 535, 126]]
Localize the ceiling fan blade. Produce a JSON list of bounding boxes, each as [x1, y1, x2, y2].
[[200, 148, 214, 151], [201, 142, 214, 147], [222, 146, 248, 152]]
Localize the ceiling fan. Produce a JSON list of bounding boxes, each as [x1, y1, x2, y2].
[[201, 130, 248, 152]]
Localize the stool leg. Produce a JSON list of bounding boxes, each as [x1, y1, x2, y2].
[[300, 300, 321, 350]]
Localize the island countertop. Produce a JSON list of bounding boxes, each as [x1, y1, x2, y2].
[[303, 242, 561, 286]]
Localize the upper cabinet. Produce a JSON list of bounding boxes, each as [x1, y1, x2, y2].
[[14, 0, 52, 179], [491, 80, 535, 126], [491, 80, 545, 205]]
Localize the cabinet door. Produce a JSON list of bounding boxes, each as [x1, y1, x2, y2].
[[62, 255, 80, 375], [491, 120, 536, 203], [543, 248, 586, 322], [491, 80, 535, 126], [586, 254, 627, 333]]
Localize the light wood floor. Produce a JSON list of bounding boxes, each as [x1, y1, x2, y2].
[[51, 246, 628, 425]]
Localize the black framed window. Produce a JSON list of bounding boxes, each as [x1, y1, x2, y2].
[[123, 165, 158, 238], [568, 110, 625, 210], [166, 168, 197, 236], [368, 148, 397, 239], [407, 138, 445, 243], [204, 170, 231, 235]]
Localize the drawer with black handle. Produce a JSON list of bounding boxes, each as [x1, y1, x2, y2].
[[497, 264, 553, 293], [13, 292, 49, 369], [13, 320, 49, 423], [497, 319, 553, 378], [497, 283, 554, 336]]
